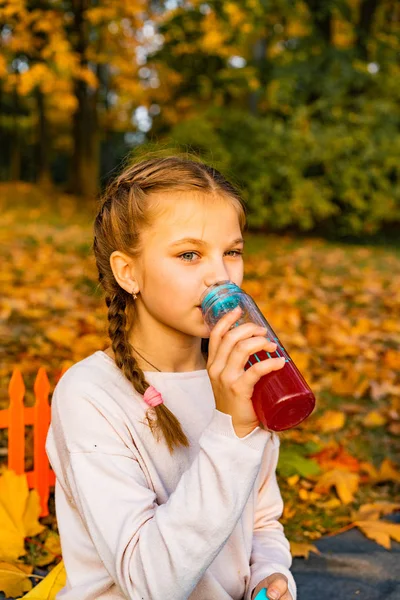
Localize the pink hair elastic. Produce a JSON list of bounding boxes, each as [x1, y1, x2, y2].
[[143, 385, 164, 408]]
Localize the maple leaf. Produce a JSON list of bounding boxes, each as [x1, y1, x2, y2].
[[360, 458, 400, 484], [351, 501, 400, 522], [310, 443, 361, 472], [21, 559, 66, 599], [0, 469, 45, 561], [289, 541, 321, 559], [313, 469, 360, 504], [0, 561, 33, 598], [354, 520, 400, 550]]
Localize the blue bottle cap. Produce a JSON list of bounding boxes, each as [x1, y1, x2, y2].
[[200, 281, 242, 318], [254, 589, 269, 600]]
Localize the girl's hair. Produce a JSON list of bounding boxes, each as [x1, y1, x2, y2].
[[93, 150, 247, 454]]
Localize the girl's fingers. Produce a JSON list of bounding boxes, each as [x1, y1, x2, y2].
[[210, 321, 273, 375], [220, 335, 278, 377], [265, 574, 289, 600], [207, 306, 242, 364], [241, 355, 286, 389], [279, 592, 293, 600]]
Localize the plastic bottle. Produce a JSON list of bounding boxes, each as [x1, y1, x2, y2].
[[200, 280, 315, 431]]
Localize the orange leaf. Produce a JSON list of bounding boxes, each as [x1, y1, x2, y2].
[[310, 444, 361, 473]]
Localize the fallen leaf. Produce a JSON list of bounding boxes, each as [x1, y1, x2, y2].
[[314, 470, 360, 504], [351, 502, 400, 522], [362, 411, 387, 428], [45, 326, 76, 348], [0, 561, 33, 597], [317, 498, 341, 510], [278, 443, 321, 478], [310, 444, 361, 473], [21, 559, 66, 599], [354, 520, 400, 550], [289, 541, 321, 559], [314, 410, 345, 432], [0, 469, 45, 561], [286, 475, 300, 487], [372, 459, 400, 484]]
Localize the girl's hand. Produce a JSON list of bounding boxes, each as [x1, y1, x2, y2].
[[251, 573, 292, 600], [206, 305, 285, 437]]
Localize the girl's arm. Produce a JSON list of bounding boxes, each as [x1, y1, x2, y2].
[[245, 437, 297, 600], [47, 376, 271, 600]]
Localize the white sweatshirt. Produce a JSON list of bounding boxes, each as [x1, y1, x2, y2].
[[45, 350, 297, 600]]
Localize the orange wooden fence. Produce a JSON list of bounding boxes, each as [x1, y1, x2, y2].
[[0, 366, 68, 517]]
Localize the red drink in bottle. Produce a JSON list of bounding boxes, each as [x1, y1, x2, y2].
[[200, 281, 316, 431]]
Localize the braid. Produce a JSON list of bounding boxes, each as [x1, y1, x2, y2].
[[106, 289, 190, 454]]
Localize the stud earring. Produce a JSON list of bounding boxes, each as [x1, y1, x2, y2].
[[132, 291, 138, 300]]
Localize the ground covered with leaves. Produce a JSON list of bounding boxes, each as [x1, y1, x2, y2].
[[0, 183, 399, 597]]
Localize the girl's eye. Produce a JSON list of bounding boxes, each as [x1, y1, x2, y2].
[[178, 250, 243, 262]]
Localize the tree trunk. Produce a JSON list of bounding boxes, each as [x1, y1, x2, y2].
[[303, 0, 333, 44], [69, 0, 99, 197], [71, 79, 99, 197], [10, 89, 21, 180], [249, 36, 268, 116], [36, 88, 52, 186], [357, 0, 380, 60]]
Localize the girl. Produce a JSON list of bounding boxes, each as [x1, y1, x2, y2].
[[45, 152, 296, 600]]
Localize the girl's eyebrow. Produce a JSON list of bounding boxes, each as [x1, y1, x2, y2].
[[168, 237, 245, 248]]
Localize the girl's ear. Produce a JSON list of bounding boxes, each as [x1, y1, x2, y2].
[[110, 250, 139, 294]]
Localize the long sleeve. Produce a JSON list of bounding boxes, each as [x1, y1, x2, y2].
[[47, 380, 271, 600], [245, 436, 297, 600]]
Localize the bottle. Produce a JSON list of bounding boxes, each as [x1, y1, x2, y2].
[[200, 280, 315, 431]]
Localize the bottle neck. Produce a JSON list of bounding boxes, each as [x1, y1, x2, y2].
[[200, 281, 242, 314]]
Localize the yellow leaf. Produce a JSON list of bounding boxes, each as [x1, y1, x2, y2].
[[22, 560, 66, 599], [355, 520, 400, 550], [352, 502, 400, 522], [45, 326, 76, 348], [0, 470, 45, 561], [372, 459, 400, 484], [0, 561, 33, 597], [299, 489, 309, 501], [23, 489, 45, 537], [314, 469, 359, 504], [315, 410, 346, 432], [317, 498, 341, 510], [289, 541, 320, 559], [362, 411, 387, 428], [287, 475, 300, 487]]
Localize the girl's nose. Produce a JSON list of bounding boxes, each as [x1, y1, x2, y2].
[[204, 269, 231, 289]]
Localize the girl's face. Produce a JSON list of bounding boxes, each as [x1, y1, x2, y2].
[[132, 192, 244, 340]]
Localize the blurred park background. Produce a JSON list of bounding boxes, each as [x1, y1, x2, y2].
[[0, 1, 400, 597], [1, 0, 400, 239]]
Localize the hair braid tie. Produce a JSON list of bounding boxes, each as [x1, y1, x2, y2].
[[143, 385, 164, 407]]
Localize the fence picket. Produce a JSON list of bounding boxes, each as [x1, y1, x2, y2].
[[0, 365, 69, 517]]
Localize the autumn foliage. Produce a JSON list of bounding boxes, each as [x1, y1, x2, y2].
[[0, 189, 399, 597]]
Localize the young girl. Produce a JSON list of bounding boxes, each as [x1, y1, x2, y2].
[[45, 153, 297, 600]]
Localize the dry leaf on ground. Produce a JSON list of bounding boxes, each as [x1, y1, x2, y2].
[[313, 470, 360, 504], [0, 469, 45, 561], [289, 541, 321, 559]]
